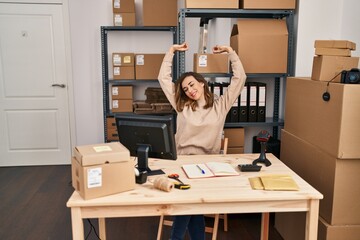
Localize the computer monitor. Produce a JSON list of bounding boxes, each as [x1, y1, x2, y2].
[[115, 113, 177, 176]]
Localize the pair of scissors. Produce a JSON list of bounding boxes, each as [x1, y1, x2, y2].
[[168, 174, 191, 190]]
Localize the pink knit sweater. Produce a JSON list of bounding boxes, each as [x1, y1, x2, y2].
[[158, 51, 246, 155]]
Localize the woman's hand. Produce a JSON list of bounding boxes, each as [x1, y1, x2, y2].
[[212, 45, 233, 54], [169, 43, 188, 54]]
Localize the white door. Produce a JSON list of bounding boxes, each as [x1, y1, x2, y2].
[[0, 2, 72, 166]]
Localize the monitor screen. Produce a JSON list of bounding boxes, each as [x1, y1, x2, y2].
[[115, 113, 177, 175]]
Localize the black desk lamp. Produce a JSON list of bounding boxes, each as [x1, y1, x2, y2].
[[252, 130, 272, 167]]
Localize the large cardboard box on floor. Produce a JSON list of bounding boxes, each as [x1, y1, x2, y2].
[[135, 54, 165, 80], [142, 0, 177, 26], [280, 130, 360, 225], [311, 55, 359, 82], [193, 54, 229, 73], [186, 0, 239, 9], [240, 0, 296, 9], [318, 217, 360, 240], [275, 213, 360, 240], [230, 19, 288, 73], [72, 142, 135, 200], [284, 77, 360, 159]]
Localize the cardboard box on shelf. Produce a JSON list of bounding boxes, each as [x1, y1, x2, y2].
[[284, 77, 360, 159], [240, 0, 296, 9], [112, 53, 134, 66], [107, 128, 119, 142], [113, 13, 136, 26], [311, 56, 359, 82], [72, 142, 135, 200], [135, 54, 165, 80], [113, 66, 135, 80], [112, 99, 133, 112], [142, 0, 177, 26], [315, 48, 352, 57], [112, 0, 135, 13], [230, 19, 288, 73], [224, 128, 245, 147], [106, 117, 116, 130], [193, 54, 229, 73], [314, 40, 356, 50], [111, 86, 133, 100], [186, 0, 238, 9], [281, 129, 360, 225]]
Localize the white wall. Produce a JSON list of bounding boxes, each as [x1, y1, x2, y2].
[[68, 0, 360, 152]]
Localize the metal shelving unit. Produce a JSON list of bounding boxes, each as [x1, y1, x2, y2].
[[101, 26, 177, 141], [177, 8, 295, 139]]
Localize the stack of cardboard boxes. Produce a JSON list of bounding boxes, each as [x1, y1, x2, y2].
[[112, 0, 136, 26], [275, 41, 360, 239], [224, 128, 245, 154], [71, 142, 135, 200], [312, 40, 358, 82], [111, 85, 133, 113]]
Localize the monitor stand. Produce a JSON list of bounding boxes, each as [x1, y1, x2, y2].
[[137, 145, 165, 176]]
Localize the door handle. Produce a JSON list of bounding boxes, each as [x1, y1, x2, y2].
[[51, 84, 66, 88]]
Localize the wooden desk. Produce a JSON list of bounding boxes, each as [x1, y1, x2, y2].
[[67, 154, 323, 240]]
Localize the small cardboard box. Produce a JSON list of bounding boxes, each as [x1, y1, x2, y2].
[[186, 0, 239, 9], [72, 142, 135, 200], [143, 0, 177, 26], [113, 13, 136, 26], [311, 56, 359, 82], [315, 48, 352, 57], [284, 77, 360, 159], [230, 19, 288, 73], [135, 54, 165, 80], [113, 66, 135, 80], [193, 54, 229, 73], [224, 128, 245, 147], [106, 117, 116, 130], [111, 86, 133, 100], [280, 130, 360, 225], [112, 0, 135, 13], [240, 0, 296, 9], [112, 99, 133, 112], [112, 53, 134, 66], [314, 40, 356, 50], [106, 128, 119, 142]]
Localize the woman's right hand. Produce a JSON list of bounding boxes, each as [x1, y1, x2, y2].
[[169, 42, 188, 54]]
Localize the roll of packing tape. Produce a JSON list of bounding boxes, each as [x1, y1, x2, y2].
[[153, 176, 173, 192]]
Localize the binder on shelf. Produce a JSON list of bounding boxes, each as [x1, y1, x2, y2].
[[239, 85, 248, 122], [256, 82, 266, 122], [247, 82, 258, 122]]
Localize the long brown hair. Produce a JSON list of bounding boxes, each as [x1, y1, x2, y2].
[[175, 72, 214, 112]]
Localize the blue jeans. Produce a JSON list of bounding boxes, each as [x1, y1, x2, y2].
[[170, 215, 205, 240]]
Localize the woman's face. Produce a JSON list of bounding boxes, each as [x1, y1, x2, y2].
[[181, 76, 205, 101]]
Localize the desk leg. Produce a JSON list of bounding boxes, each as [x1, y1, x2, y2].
[[305, 199, 320, 240], [71, 207, 84, 240], [99, 218, 106, 240], [260, 212, 269, 240]]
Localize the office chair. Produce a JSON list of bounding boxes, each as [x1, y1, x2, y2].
[[156, 138, 229, 240]]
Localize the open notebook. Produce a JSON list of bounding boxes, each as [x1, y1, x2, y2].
[[182, 162, 239, 179]]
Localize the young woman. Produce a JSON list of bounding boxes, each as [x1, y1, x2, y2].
[[158, 43, 247, 239]]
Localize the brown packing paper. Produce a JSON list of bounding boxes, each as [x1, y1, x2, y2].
[[249, 174, 299, 191]]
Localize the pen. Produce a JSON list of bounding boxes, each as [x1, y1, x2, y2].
[[196, 164, 205, 174]]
